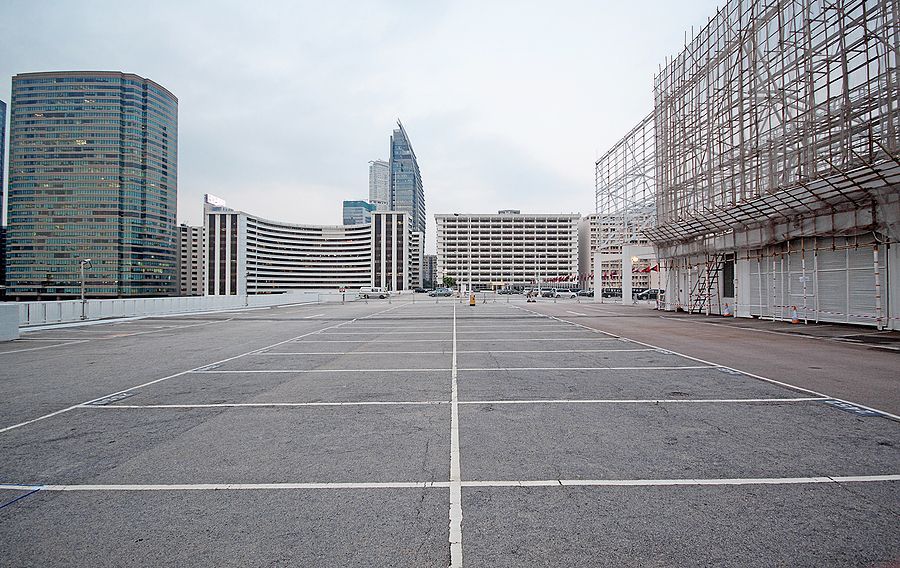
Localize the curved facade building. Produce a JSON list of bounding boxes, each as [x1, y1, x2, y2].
[[5, 71, 178, 299], [204, 199, 416, 294]]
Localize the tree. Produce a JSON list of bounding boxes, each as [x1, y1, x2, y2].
[[442, 276, 456, 288]]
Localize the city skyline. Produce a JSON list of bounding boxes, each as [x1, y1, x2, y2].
[[0, 0, 723, 252]]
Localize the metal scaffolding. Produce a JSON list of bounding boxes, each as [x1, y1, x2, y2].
[[594, 113, 657, 249], [649, 0, 900, 245]]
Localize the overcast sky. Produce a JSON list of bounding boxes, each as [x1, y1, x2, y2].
[[1, 0, 721, 252]]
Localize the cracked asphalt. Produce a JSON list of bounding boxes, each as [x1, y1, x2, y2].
[[0, 296, 898, 567]]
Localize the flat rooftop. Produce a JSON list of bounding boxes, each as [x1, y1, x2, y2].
[[1, 297, 898, 565]]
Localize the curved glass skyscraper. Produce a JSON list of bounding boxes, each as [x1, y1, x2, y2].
[[6, 71, 178, 299], [389, 121, 425, 234]]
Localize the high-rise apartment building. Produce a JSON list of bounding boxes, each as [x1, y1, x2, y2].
[[343, 200, 376, 225], [389, 121, 425, 234], [578, 213, 653, 291], [372, 211, 414, 292], [178, 224, 204, 296], [1, 99, 6, 222], [436, 211, 580, 292], [5, 71, 178, 299], [423, 254, 437, 288], [368, 160, 390, 211]]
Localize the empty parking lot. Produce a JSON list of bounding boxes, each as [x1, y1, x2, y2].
[[1, 297, 898, 566]]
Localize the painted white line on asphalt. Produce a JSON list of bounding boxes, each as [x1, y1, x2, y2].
[[81, 401, 449, 409], [0, 481, 453, 492], [290, 339, 453, 344], [458, 397, 829, 405], [457, 366, 715, 371], [519, 305, 900, 422], [256, 349, 655, 355], [303, 314, 325, 319], [0, 340, 90, 355], [566, 311, 588, 316], [459, 475, 900, 488], [191, 368, 451, 374], [256, 351, 452, 355], [4, 474, 896, 493], [0, 305, 400, 434], [449, 302, 463, 567]]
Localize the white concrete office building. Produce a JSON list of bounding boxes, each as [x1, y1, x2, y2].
[[178, 225, 205, 296], [436, 211, 580, 292]]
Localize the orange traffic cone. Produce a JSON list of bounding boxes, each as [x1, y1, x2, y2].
[[791, 306, 800, 324]]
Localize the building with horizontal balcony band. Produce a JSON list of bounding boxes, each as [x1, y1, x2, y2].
[[436, 211, 580, 292], [204, 198, 418, 295]]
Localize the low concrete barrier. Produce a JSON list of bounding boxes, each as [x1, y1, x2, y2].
[[0, 304, 19, 341], [14, 291, 353, 328]]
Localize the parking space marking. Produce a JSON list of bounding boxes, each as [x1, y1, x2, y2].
[[449, 303, 463, 568], [0, 482, 453, 492], [566, 311, 588, 316], [457, 366, 716, 371], [80, 401, 449, 409], [0, 305, 400, 434], [257, 351, 451, 355], [458, 474, 900, 488], [303, 313, 325, 319], [457, 397, 829, 405], [191, 368, 452, 374]]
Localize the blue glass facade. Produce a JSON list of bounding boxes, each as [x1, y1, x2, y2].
[[6, 71, 178, 298], [342, 199, 376, 225], [389, 121, 425, 234]]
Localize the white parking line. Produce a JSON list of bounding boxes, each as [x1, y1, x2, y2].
[[0, 481, 452, 491], [192, 368, 451, 374], [566, 311, 588, 316], [303, 314, 325, 319], [458, 397, 829, 405], [459, 474, 900, 488], [255, 349, 654, 355], [82, 401, 449, 409], [449, 302, 463, 567], [458, 366, 715, 371], [3, 474, 895, 493]]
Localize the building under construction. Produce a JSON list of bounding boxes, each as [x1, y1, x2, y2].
[[637, 0, 900, 329]]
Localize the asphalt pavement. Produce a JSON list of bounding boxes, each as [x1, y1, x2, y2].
[[1, 295, 897, 566]]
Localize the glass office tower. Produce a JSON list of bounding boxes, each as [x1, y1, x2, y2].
[[389, 121, 425, 234], [6, 71, 178, 299]]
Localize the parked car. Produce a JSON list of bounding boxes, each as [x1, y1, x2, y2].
[[428, 287, 453, 297], [541, 289, 555, 298], [554, 289, 578, 299], [497, 288, 519, 295], [601, 287, 622, 298], [414, 287, 427, 293], [577, 289, 594, 297], [359, 286, 389, 299], [636, 288, 665, 300]]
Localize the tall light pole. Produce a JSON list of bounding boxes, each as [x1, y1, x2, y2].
[[79, 258, 93, 320]]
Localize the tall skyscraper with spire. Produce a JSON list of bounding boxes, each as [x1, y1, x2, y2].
[[389, 120, 425, 233]]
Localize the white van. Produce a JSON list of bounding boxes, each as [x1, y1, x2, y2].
[[359, 286, 389, 299]]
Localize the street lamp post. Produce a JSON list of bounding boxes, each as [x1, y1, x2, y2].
[[79, 258, 93, 320]]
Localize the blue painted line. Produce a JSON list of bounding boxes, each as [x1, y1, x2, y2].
[[0, 487, 42, 511]]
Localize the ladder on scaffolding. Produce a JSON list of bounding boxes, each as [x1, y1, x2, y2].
[[688, 254, 725, 315]]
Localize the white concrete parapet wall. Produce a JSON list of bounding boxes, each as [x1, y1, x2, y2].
[[0, 304, 20, 341], [14, 291, 353, 328]]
